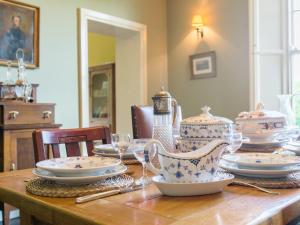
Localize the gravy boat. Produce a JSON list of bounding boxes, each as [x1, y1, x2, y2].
[[144, 139, 229, 183]]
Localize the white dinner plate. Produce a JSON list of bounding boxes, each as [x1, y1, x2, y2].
[[284, 144, 300, 156], [241, 138, 287, 148], [95, 144, 135, 153], [92, 150, 135, 159], [36, 156, 121, 177], [219, 160, 300, 178], [222, 153, 300, 168], [32, 165, 127, 185], [289, 141, 300, 148], [152, 173, 234, 196]]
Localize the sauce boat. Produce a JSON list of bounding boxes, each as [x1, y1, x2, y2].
[[144, 139, 229, 183]]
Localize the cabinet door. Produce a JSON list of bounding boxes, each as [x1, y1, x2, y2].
[[89, 64, 116, 131], [3, 129, 36, 171]]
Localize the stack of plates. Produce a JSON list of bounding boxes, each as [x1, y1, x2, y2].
[[93, 144, 136, 159], [33, 156, 127, 185], [220, 153, 300, 178], [284, 141, 300, 155], [240, 138, 288, 153]]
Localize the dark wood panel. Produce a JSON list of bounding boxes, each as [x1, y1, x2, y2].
[[16, 138, 35, 169]]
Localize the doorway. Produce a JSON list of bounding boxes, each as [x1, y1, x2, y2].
[[78, 8, 147, 133]]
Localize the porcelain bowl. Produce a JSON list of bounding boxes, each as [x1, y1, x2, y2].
[[236, 119, 286, 134], [242, 130, 282, 142]]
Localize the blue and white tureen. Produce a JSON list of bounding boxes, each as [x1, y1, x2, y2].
[[235, 103, 287, 141], [179, 106, 233, 152]]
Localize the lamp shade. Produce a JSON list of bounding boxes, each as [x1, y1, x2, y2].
[[192, 15, 204, 27]]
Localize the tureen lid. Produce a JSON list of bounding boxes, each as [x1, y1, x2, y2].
[[181, 106, 233, 125], [236, 103, 285, 121]]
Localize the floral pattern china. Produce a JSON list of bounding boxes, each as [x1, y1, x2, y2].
[[179, 106, 232, 152], [36, 156, 121, 177], [222, 153, 300, 168], [144, 139, 229, 183]]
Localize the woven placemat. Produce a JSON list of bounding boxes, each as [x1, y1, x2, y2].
[[230, 172, 300, 189], [26, 174, 134, 198], [123, 159, 140, 165]]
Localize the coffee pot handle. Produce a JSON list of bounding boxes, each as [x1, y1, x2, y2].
[[144, 140, 163, 175], [172, 98, 177, 127]]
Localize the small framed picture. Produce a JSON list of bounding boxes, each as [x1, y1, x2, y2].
[[190, 51, 217, 79], [0, 0, 40, 68]]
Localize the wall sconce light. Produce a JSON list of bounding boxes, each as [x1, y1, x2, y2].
[[192, 15, 204, 39]]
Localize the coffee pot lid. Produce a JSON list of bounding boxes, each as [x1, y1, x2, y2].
[[153, 87, 172, 98]]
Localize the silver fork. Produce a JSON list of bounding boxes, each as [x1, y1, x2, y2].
[[75, 180, 143, 203], [232, 181, 280, 195]]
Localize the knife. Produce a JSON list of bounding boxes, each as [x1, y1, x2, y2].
[[75, 184, 143, 204]]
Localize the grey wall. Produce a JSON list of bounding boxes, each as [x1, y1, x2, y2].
[[0, 0, 168, 128], [167, 0, 249, 120]]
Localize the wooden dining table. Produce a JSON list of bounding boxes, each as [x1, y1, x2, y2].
[[1, 165, 300, 225]]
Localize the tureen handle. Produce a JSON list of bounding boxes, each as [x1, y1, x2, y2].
[[144, 140, 163, 175], [255, 102, 265, 111]]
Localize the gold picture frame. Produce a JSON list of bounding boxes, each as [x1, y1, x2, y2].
[[0, 0, 40, 68]]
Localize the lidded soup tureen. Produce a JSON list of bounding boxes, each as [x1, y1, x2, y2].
[[179, 106, 233, 152], [235, 103, 287, 141]]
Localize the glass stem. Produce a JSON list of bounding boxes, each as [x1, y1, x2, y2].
[[142, 162, 147, 179]]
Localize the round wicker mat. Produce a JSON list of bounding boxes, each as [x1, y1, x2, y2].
[[123, 159, 140, 165], [26, 174, 134, 198], [233, 172, 300, 189]]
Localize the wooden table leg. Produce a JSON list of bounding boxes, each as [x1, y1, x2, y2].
[[20, 210, 32, 225], [2, 203, 11, 225]]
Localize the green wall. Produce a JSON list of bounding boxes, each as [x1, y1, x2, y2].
[[167, 0, 249, 120], [88, 33, 115, 67], [0, 0, 168, 128]]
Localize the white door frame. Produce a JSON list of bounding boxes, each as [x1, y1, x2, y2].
[[78, 8, 147, 127]]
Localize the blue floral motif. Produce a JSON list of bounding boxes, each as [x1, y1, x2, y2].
[[175, 171, 184, 179], [189, 159, 200, 166], [194, 172, 201, 177]]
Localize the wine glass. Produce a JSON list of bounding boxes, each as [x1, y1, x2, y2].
[[223, 125, 243, 154], [111, 134, 131, 163], [131, 139, 157, 187]]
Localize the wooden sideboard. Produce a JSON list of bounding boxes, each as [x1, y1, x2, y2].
[[0, 102, 61, 171], [0, 101, 61, 225]]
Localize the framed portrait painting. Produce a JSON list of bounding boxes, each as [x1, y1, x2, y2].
[[0, 0, 39, 68], [190, 51, 217, 79]]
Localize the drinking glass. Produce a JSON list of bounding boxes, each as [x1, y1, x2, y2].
[[111, 134, 131, 163], [223, 125, 243, 154], [131, 139, 157, 186]]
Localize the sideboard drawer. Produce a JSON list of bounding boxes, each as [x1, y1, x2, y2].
[[2, 104, 55, 125]]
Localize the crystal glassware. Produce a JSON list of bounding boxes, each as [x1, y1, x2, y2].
[[223, 125, 243, 154], [111, 134, 131, 163], [131, 139, 157, 187]]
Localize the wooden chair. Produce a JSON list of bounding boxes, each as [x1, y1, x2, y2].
[[131, 105, 153, 139], [32, 127, 111, 162]]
